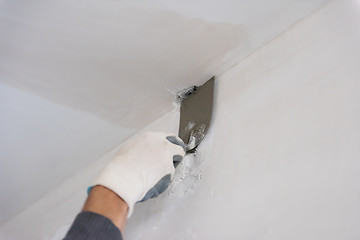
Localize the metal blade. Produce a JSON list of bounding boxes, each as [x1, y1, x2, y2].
[[178, 77, 214, 152]]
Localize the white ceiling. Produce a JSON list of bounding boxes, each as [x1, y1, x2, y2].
[[0, 0, 328, 128], [0, 0, 329, 224]]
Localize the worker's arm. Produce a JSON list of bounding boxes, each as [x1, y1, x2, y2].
[[64, 132, 186, 240], [64, 187, 126, 240], [82, 186, 128, 232]]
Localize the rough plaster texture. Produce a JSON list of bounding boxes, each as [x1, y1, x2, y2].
[[1, 0, 360, 239], [0, 0, 328, 225]]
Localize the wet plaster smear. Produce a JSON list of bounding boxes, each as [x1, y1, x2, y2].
[[1, 0, 360, 239]]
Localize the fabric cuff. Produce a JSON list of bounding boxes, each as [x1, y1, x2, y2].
[[64, 211, 123, 240]]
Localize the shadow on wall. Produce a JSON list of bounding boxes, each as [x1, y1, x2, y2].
[[0, 1, 248, 129]]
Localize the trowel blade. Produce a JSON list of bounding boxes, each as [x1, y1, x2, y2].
[[178, 77, 214, 152]]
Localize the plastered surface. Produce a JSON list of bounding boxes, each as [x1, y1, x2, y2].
[[0, 0, 327, 128], [0, 83, 135, 224], [1, 0, 359, 239], [125, 1, 360, 239], [0, 0, 328, 226]]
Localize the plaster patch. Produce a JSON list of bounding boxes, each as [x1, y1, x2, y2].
[[185, 121, 195, 131]]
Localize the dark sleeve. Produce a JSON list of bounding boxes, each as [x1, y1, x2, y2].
[[63, 211, 123, 240]]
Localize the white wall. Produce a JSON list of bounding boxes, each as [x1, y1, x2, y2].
[[0, 83, 134, 224], [0, 0, 328, 226], [1, 0, 359, 239], [126, 0, 360, 239]]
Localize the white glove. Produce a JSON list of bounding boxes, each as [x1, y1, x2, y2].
[[92, 132, 186, 217]]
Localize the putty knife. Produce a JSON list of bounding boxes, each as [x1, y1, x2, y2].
[[178, 77, 214, 154]]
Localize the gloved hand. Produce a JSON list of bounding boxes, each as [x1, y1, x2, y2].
[[91, 132, 186, 217]]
